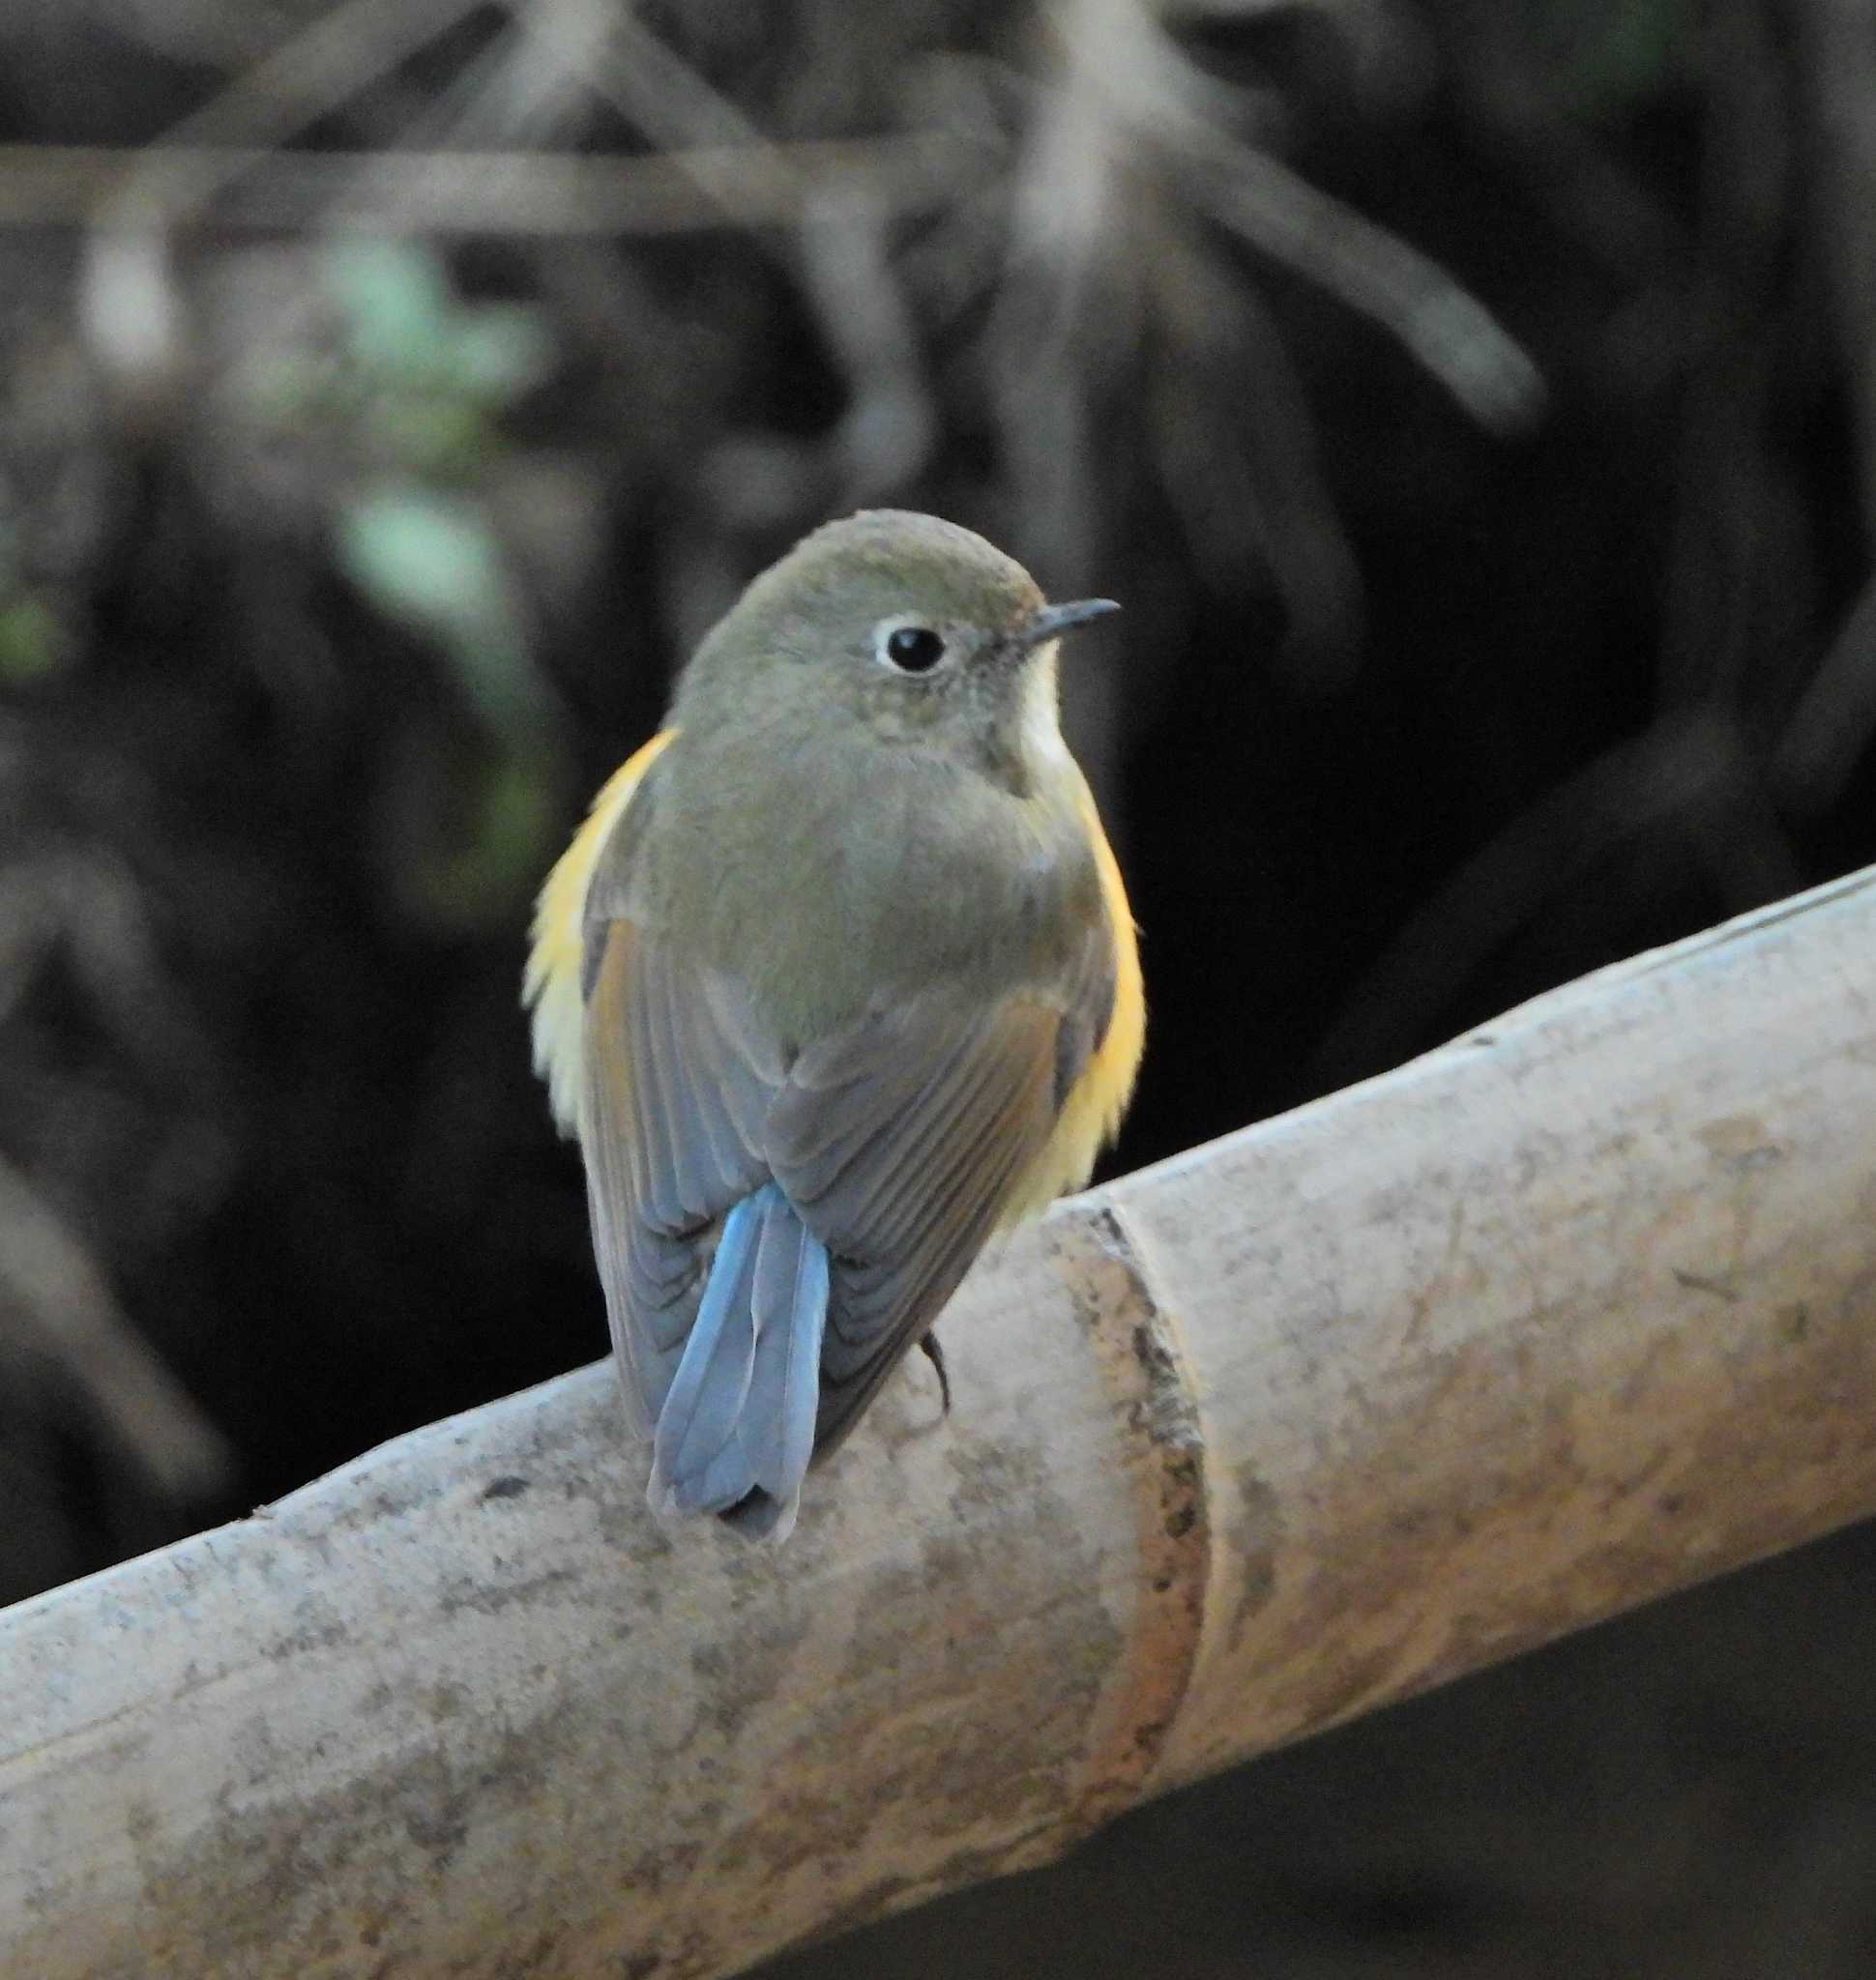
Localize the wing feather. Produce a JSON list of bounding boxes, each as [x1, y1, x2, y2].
[[578, 820, 1121, 1511]]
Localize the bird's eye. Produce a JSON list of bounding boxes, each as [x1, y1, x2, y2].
[[878, 625, 948, 675]]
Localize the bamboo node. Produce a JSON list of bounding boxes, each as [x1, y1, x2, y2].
[[1043, 1197, 1210, 1825]]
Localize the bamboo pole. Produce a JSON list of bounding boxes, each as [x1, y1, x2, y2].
[[5, 866, 1876, 1979]]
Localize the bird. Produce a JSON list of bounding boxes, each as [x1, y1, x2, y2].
[[524, 510, 1143, 1542]]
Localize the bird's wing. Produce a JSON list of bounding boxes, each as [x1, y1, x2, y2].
[[768, 921, 1117, 1453], [581, 901, 1118, 1470], [582, 919, 778, 1430]]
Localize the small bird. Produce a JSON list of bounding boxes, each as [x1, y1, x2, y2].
[[525, 510, 1143, 1541]]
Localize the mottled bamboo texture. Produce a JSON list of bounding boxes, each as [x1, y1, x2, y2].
[[7, 867, 1876, 1979]]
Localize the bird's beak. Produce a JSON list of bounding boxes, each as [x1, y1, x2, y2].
[[1017, 598, 1122, 648]]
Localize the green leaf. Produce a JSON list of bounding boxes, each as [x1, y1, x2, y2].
[[422, 753, 558, 927], [373, 394, 496, 475], [336, 484, 549, 740], [0, 598, 69, 684], [328, 240, 455, 375], [337, 484, 510, 637], [448, 308, 554, 403]]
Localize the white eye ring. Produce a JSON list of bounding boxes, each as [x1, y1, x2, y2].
[[873, 618, 951, 676]]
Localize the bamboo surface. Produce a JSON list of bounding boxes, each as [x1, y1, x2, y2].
[[5, 866, 1876, 1979]]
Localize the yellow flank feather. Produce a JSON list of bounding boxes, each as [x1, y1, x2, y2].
[[997, 786, 1145, 1228], [524, 729, 678, 1134]]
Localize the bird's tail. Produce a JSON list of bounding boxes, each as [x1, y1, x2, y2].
[[648, 1182, 829, 1543]]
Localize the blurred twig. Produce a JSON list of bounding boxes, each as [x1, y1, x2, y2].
[[1793, 0, 1876, 547], [1148, 213, 1363, 672], [0, 1151, 230, 1504], [1310, 710, 1776, 1084], [0, 136, 989, 233], [558, 1, 945, 507], [1188, 139, 1546, 434], [96, 0, 491, 220], [800, 187, 940, 502], [1774, 580, 1876, 812], [1784, 0, 1876, 801], [75, 0, 481, 412], [1656, 0, 1795, 717], [1018, 0, 1545, 435]]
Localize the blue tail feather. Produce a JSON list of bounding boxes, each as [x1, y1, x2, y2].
[[649, 1183, 830, 1541]]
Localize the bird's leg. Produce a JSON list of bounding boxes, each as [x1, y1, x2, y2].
[[919, 1331, 952, 1414]]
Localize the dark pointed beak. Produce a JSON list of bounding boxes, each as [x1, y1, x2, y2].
[[1017, 597, 1121, 648]]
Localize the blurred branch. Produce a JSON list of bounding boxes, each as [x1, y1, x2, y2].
[[0, 1151, 230, 1504], [1310, 710, 1781, 1085], [1447, 0, 1688, 277], [408, 0, 611, 149], [800, 186, 940, 502], [1148, 214, 1364, 674], [1773, 579, 1876, 811], [570, 7, 943, 506], [980, 0, 1541, 618], [0, 135, 987, 234], [1655, 0, 1793, 715], [1188, 138, 1547, 434], [1793, 0, 1876, 545], [93, 0, 490, 220], [74, 0, 485, 401]]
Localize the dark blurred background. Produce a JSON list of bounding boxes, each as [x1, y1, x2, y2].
[[3, 0, 1875, 1971]]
